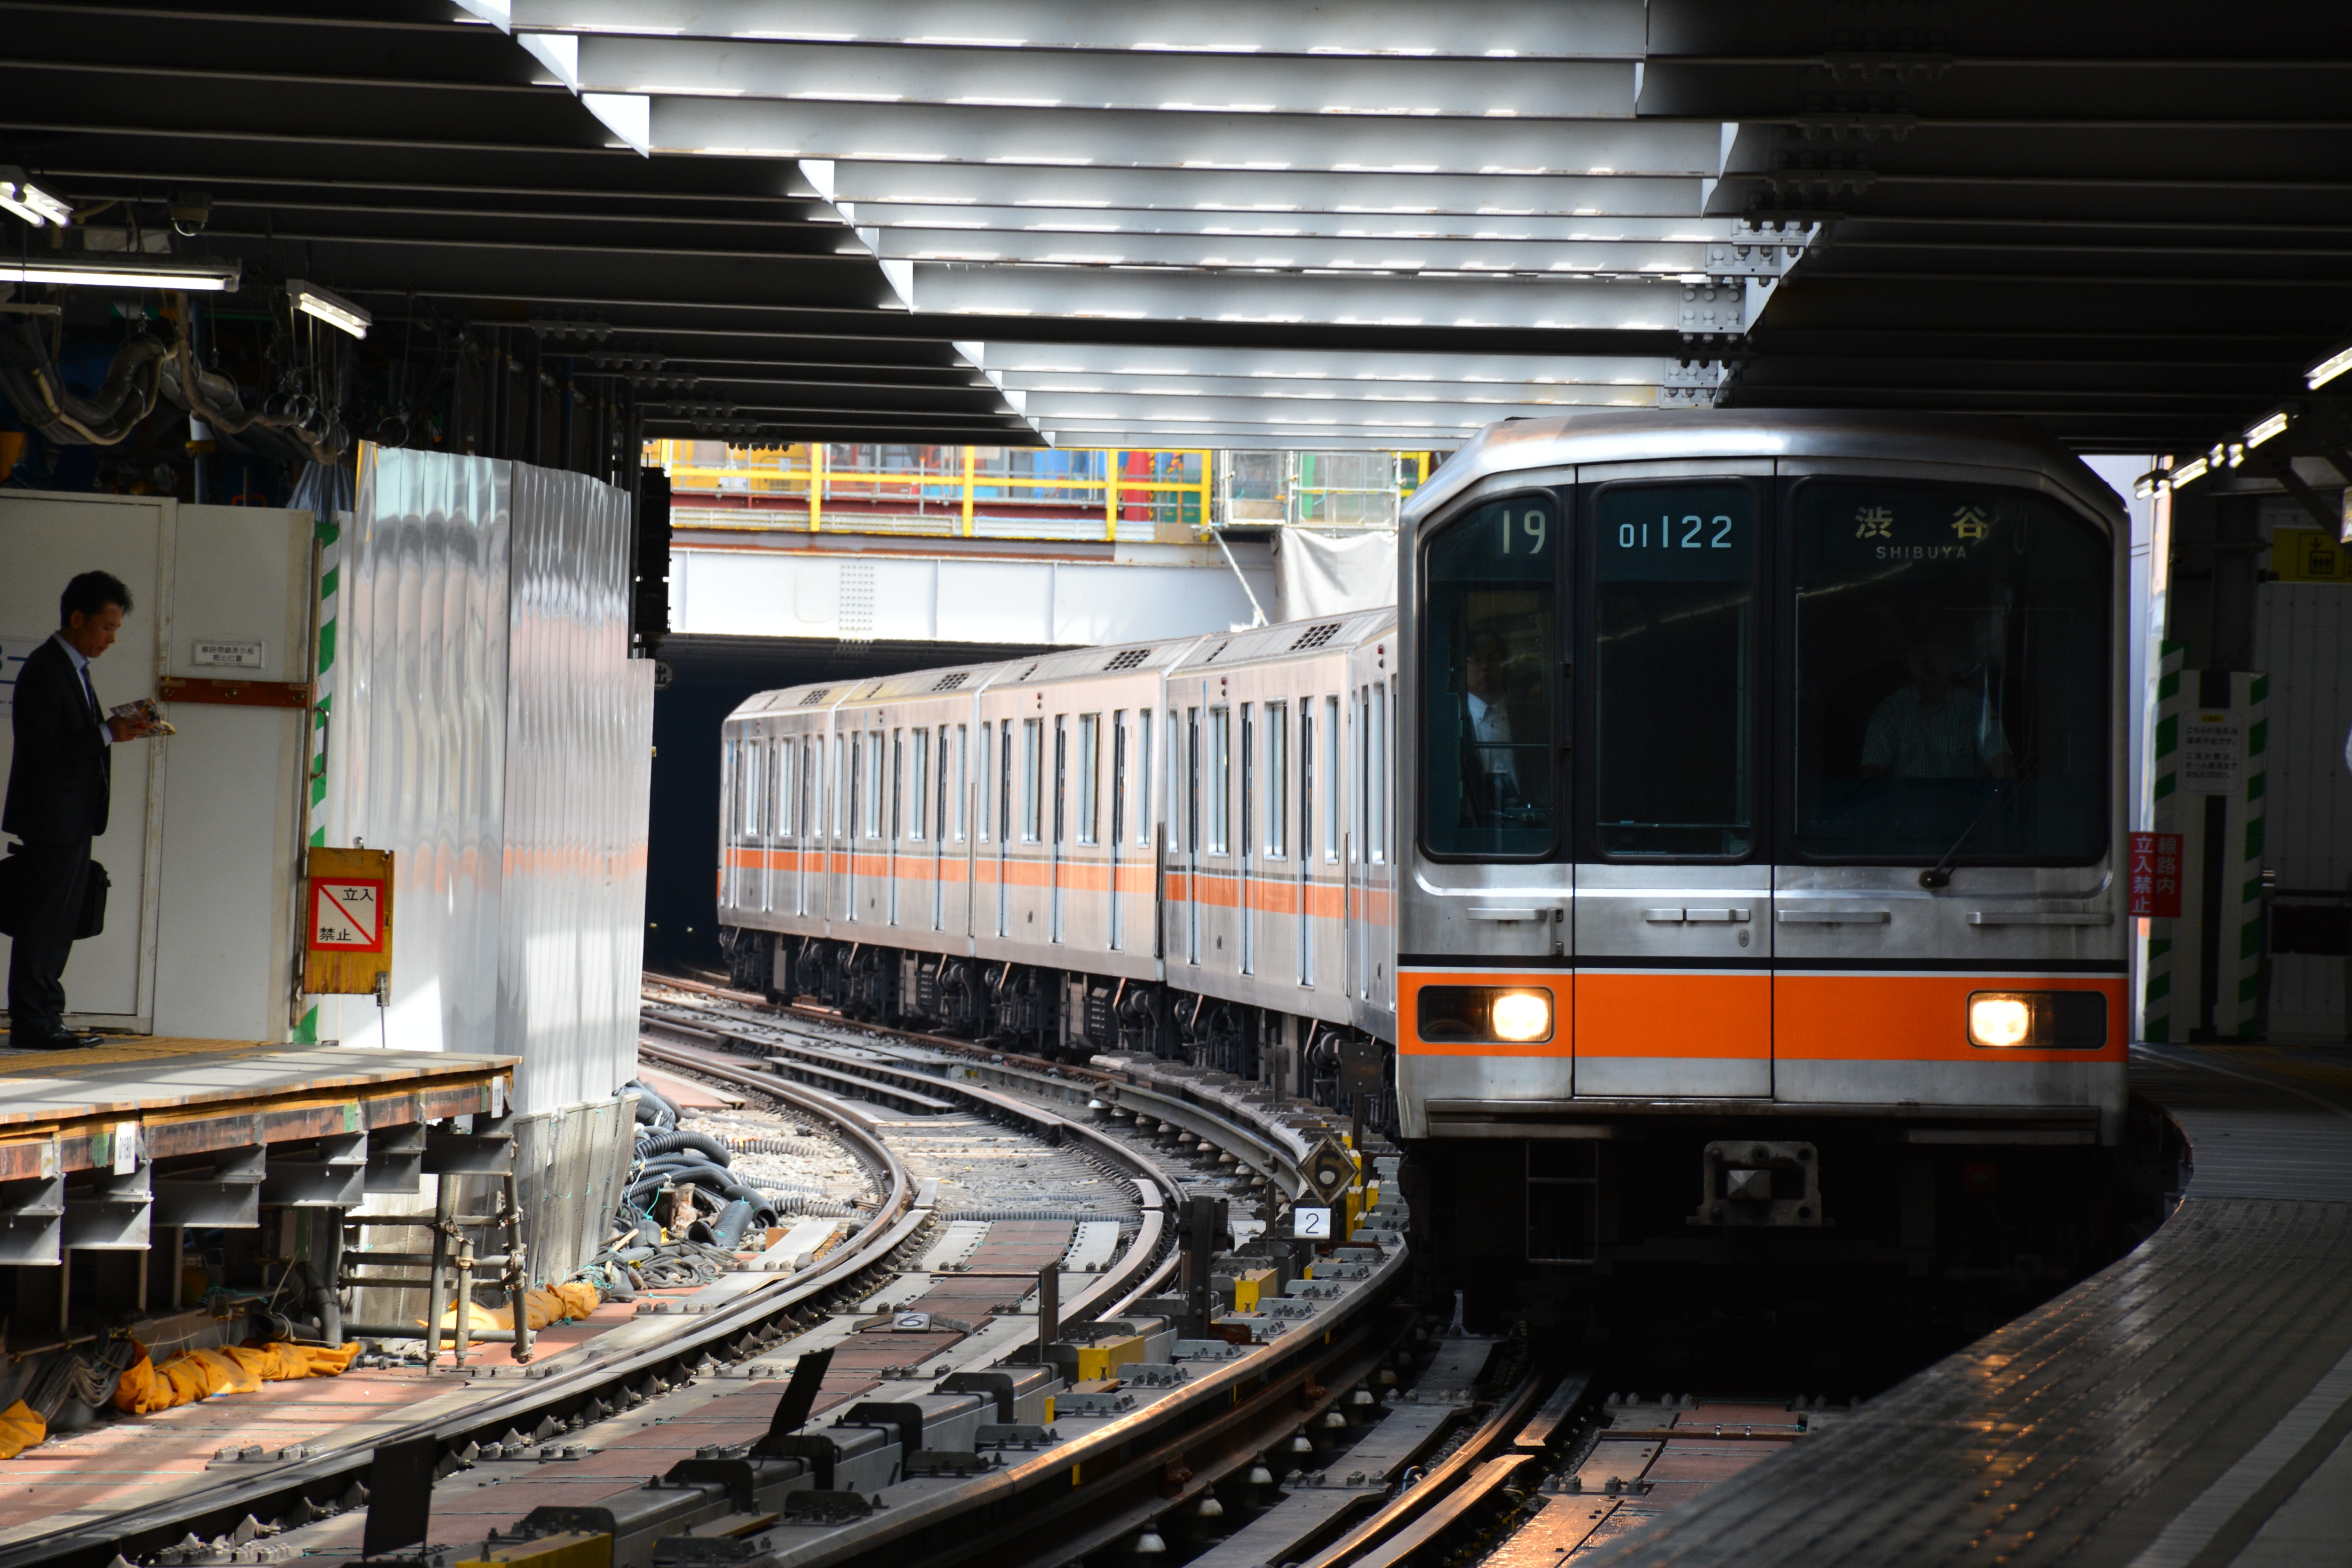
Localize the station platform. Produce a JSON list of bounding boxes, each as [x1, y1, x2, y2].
[[1587, 1042, 2352, 1568], [0, 1035, 514, 1174]]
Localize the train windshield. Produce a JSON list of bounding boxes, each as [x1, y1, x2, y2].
[[1792, 481, 2108, 864], [1422, 494, 1560, 858], [1591, 482, 1759, 858]]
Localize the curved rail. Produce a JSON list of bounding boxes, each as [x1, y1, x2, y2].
[[644, 979, 1338, 1202], [6, 1073, 929, 1568], [640, 1007, 1193, 1328]]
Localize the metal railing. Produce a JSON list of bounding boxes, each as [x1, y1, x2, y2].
[[653, 441, 1432, 541]]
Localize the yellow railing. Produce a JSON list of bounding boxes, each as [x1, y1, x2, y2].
[[652, 442, 1212, 541]]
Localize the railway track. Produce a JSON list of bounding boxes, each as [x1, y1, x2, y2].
[[14, 991, 1409, 1568]]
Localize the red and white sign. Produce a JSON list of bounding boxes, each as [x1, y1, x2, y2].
[[2128, 832, 2183, 919], [311, 877, 387, 951]]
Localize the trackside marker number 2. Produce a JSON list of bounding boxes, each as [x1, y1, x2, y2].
[[1294, 1207, 1333, 1239]]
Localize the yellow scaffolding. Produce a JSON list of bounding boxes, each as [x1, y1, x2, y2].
[[648, 441, 1433, 540]]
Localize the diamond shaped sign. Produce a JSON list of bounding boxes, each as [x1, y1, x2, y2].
[[1301, 1136, 1356, 1205]]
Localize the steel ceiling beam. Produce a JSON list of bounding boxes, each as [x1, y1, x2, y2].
[[650, 97, 1724, 176], [903, 265, 1685, 328], [507, 0, 1650, 58], [821, 162, 1706, 215], [842, 204, 1735, 242], [868, 228, 1713, 276], [566, 35, 1637, 118], [961, 344, 1676, 384]]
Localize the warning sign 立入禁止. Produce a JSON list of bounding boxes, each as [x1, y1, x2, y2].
[[312, 879, 385, 949], [304, 847, 394, 995]]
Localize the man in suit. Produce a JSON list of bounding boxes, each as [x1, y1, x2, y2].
[[5, 571, 159, 1051]]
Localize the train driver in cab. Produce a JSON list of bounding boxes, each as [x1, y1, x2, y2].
[[1859, 634, 2016, 780], [1460, 627, 1547, 822]]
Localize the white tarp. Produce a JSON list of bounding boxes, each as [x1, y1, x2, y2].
[[1273, 528, 1398, 622]]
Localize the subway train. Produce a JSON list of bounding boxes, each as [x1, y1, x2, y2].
[[717, 411, 2133, 1288]]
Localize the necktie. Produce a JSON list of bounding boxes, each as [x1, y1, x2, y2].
[[80, 664, 101, 724]]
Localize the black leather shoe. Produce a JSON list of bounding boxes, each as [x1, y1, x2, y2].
[[8, 1031, 89, 1051]]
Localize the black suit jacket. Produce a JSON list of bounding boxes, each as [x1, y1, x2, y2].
[[3, 637, 111, 844]]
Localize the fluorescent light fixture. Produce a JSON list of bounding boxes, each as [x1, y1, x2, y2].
[[0, 166, 72, 227], [2308, 344, 2352, 390], [0, 255, 239, 291], [2245, 411, 2288, 447], [2170, 455, 2209, 486], [287, 279, 371, 339]]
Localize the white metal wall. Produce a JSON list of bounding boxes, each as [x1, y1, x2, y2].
[[500, 463, 655, 1110], [0, 493, 311, 1041], [2254, 576, 2352, 1039], [670, 543, 1276, 645], [315, 447, 651, 1111]]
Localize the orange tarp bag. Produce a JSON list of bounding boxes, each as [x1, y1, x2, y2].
[[0, 1401, 43, 1460]]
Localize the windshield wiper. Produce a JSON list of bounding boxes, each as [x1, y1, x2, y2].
[[1918, 780, 2011, 889]]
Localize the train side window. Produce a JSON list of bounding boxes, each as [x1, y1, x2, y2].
[[1422, 493, 1560, 859], [833, 735, 848, 838], [1590, 483, 1760, 859], [977, 722, 993, 842], [742, 739, 762, 837], [1000, 719, 1016, 843], [1056, 716, 1072, 846], [946, 725, 961, 842], [1266, 700, 1287, 859], [890, 729, 904, 842], [1185, 708, 1200, 854], [908, 727, 930, 841], [1240, 703, 1255, 859], [867, 732, 886, 840], [1021, 717, 1044, 842], [1208, 707, 1230, 854], [1297, 699, 1311, 862], [1354, 688, 1368, 863], [846, 734, 860, 841], [1324, 695, 1342, 862], [1372, 681, 1390, 863], [1111, 712, 1128, 848], [1135, 712, 1153, 848], [1078, 713, 1100, 845], [786, 743, 804, 841]]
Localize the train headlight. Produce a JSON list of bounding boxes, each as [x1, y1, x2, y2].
[[1967, 995, 2034, 1049], [1491, 990, 1553, 1042], [1416, 985, 1556, 1045]]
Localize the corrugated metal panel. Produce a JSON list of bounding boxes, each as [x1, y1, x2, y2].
[[320, 448, 650, 1110], [324, 448, 511, 1057], [500, 463, 651, 1110], [2253, 578, 2352, 1038]]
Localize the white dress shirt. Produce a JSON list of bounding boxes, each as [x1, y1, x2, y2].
[[49, 632, 111, 747]]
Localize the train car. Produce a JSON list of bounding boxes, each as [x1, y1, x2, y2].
[[719, 409, 2133, 1289], [1395, 410, 2130, 1282], [717, 613, 1400, 1105]]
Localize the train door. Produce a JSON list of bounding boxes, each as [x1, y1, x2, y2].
[[946, 722, 966, 936], [1298, 696, 1314, 986], [930, 724, 946, 931], [1239, 702, 1255, 974], [795, 736, 812, 916], [1184, 703, 1202, 965], [1110, 712, 1127, 951], [1572, 475, 1770, 1097], [844, 730, 861, 924], [836, 727, 854, 928], [761, 732, 780, 914], [994, 717, 1012, 938], [1050, 715, 1067, 943]]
